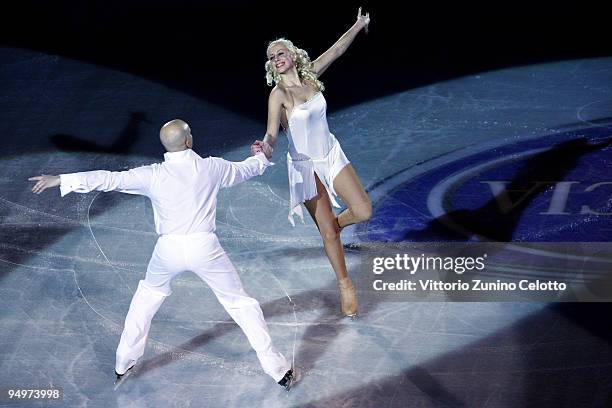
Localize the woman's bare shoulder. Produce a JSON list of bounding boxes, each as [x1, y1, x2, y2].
[[269, 85, 289, 103]]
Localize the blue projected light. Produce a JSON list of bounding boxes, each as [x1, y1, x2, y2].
[[366, 124, 612, 242]]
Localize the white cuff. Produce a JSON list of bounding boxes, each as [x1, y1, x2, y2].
[[59, 173, 79, 197], [254, 152, 274, 167]]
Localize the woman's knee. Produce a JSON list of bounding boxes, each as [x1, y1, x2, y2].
[[320, 225, 340, 243]]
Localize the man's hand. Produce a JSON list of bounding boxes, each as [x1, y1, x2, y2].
[[251, 140, 263, 156], [251, 140, 273, 160], [29, 175, 60, 194]]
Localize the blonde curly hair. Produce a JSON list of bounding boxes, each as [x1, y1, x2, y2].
[[265, 38, 325, 91]]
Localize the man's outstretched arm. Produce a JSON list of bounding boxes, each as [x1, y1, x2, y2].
[[215, 144, 273, 189], [29, 167, 152, 197]]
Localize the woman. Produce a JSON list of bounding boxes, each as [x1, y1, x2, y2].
[[253, 8, 372, 317]]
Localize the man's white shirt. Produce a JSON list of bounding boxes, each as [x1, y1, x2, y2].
[[59, 149, 271, 235]]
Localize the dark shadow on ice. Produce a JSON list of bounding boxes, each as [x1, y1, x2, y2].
[[285, 302, 612, 408], [50, 112, 150, 155]]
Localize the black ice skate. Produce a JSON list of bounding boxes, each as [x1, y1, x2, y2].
[[278, 369, 296, 391]]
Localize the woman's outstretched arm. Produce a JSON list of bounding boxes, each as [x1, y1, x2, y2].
[[312, 7, 370, 77]]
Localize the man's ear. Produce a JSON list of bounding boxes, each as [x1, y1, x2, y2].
[[186, 137, 193, 149]]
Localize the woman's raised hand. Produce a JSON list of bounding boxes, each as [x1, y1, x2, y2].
[[357, 7, 370, 33]]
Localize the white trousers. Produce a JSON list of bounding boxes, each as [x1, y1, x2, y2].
[[115, 232, 290, 382]]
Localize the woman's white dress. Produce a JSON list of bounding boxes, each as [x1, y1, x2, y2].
[[285, 91, 350, 225]]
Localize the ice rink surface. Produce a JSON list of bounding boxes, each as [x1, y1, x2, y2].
[[1, 48, 611, 407]]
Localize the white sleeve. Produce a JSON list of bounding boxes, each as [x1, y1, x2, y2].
[[59, 166, 153, 197], [212, 153, 272, 189]]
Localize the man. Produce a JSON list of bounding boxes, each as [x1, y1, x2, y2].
[[29, 119, 294, 388]]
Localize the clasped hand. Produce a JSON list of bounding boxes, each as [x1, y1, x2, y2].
[[250, 140, 273, 159]]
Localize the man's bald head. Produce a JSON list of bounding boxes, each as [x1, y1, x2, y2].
[[160, 119, 193, 152]]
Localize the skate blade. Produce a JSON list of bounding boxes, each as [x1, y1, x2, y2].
[[113, 366, 135, 390], [284, 368, 301, 393]]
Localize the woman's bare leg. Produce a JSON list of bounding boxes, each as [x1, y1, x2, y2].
[[333, 164, 372, 229], [303, 175, 348, 281], [303, 174, 358, 316]]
